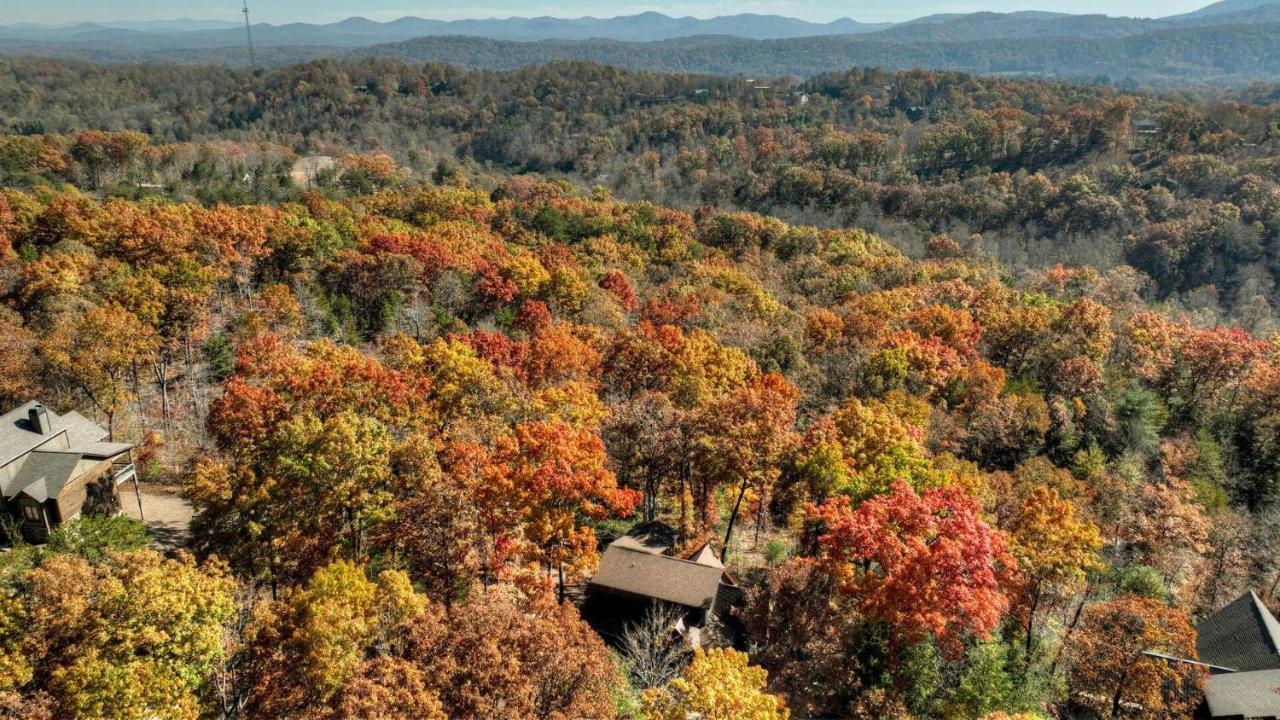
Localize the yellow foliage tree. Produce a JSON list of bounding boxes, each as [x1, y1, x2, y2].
[[642, 648, 789, 720], [1006, 485, 1103, 662]]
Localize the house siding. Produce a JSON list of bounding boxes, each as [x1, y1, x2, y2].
[[55, 456, 116, 522]]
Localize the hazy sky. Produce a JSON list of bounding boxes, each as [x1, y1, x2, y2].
[[5, 0, 1215, 25]]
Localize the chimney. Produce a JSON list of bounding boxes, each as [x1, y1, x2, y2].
[[28, 404, 51, 435]]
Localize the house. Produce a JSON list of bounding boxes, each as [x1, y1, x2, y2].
[[0, 401, 139, 543], [583, 521, 744, 647], [1195, 591, 1280, 719]]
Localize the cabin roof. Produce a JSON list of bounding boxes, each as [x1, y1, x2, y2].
[[1204, 668, 1280, 719], [688, 543, 724, 569], [590, 545, 726, 608], [6, 451, 84, 502], [609, 520, 679, 555], [1198, 591, 1280, 673], [0, 401, 131, 502], [0, 401, 115, 468], [72, 441, 135, 459], [589, 521, 732, 608]]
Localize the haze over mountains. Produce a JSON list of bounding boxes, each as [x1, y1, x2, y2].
[[3, 0, 1280, 87], [0, 13, 894, 46]]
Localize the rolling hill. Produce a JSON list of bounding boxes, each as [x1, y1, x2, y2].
[[4, 3, 1280, 87]]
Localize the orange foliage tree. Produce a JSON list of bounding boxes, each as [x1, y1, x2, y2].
[[807, 481, 1013, 659], [1064, 596, 1205, 719]]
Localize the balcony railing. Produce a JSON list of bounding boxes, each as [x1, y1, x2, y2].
[[112, 462, 136, 485]]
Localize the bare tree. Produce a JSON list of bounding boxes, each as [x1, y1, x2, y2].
[[619, 603, 691, 690]]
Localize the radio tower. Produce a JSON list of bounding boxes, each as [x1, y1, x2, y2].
[[242, 0, 257, 68]]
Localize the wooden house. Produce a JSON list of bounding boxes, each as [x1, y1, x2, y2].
[[0, 401, 139, 543], [584, 521, 743, 647]]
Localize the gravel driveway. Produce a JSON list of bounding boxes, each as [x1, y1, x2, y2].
[[121, 482, 193, 551]]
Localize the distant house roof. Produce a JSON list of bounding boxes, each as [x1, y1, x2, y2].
[[1204, 669, 1280, 719], [1198, 592, 1280, 673], [589, 522, 733, 609], [0, 401, 130, 502]]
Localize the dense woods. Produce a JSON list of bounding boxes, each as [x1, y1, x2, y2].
[[5, 59, 1280, 327], [0, 57, 1278, 718]]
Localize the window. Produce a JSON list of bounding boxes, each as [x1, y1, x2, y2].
[[21, 504, 40, 522]]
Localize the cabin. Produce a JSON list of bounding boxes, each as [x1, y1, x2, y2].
[[583, 521, 743, 648], [1193, 591, 1280, 719], [0, 401, 138, 543]]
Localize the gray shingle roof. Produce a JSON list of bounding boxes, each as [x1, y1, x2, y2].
[[0, 401, 131, 503], [70, 441, 134, 459], [58, 410, 110, 448], [6, 451, 84, 502], [1198, 592, 1280, 673], [0, 401, 114, 468], [1205, 669, 1280, 719]]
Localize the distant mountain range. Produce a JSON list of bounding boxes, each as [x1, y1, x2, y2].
[[3, 2, 1280, 87], [0, 12, 892, 46]]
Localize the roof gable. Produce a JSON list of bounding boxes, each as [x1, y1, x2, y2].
[[688, 543, 724, 568], [8, 451, 84, 502], [1198, 591, 1280, 672]]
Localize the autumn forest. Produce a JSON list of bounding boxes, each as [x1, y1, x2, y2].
[[0, 53, 1279, 720]]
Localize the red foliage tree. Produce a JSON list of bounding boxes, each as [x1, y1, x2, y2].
[[807, 481, 1014, 657]]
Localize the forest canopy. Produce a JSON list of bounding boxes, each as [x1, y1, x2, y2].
[[0, 57, 1277, 719]]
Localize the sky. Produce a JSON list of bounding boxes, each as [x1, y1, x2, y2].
[[4, 0, 1216, 26]]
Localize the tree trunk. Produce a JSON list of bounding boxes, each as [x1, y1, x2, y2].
[[678, 458, 690, 540], [645, 472, 657, 522], [1051, 578, 1094, 677], [1109, 669, 1130, 719], [753, 495, 766, 548], [720, 478, 749, 563], [1024, 583, 1041, 667], [154, 358, 171, 432]]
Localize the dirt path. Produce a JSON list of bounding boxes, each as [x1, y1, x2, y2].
[[121, 482, 193, 551]]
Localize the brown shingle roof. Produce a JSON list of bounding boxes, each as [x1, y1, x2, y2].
[[590, 545, 725, 608]]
